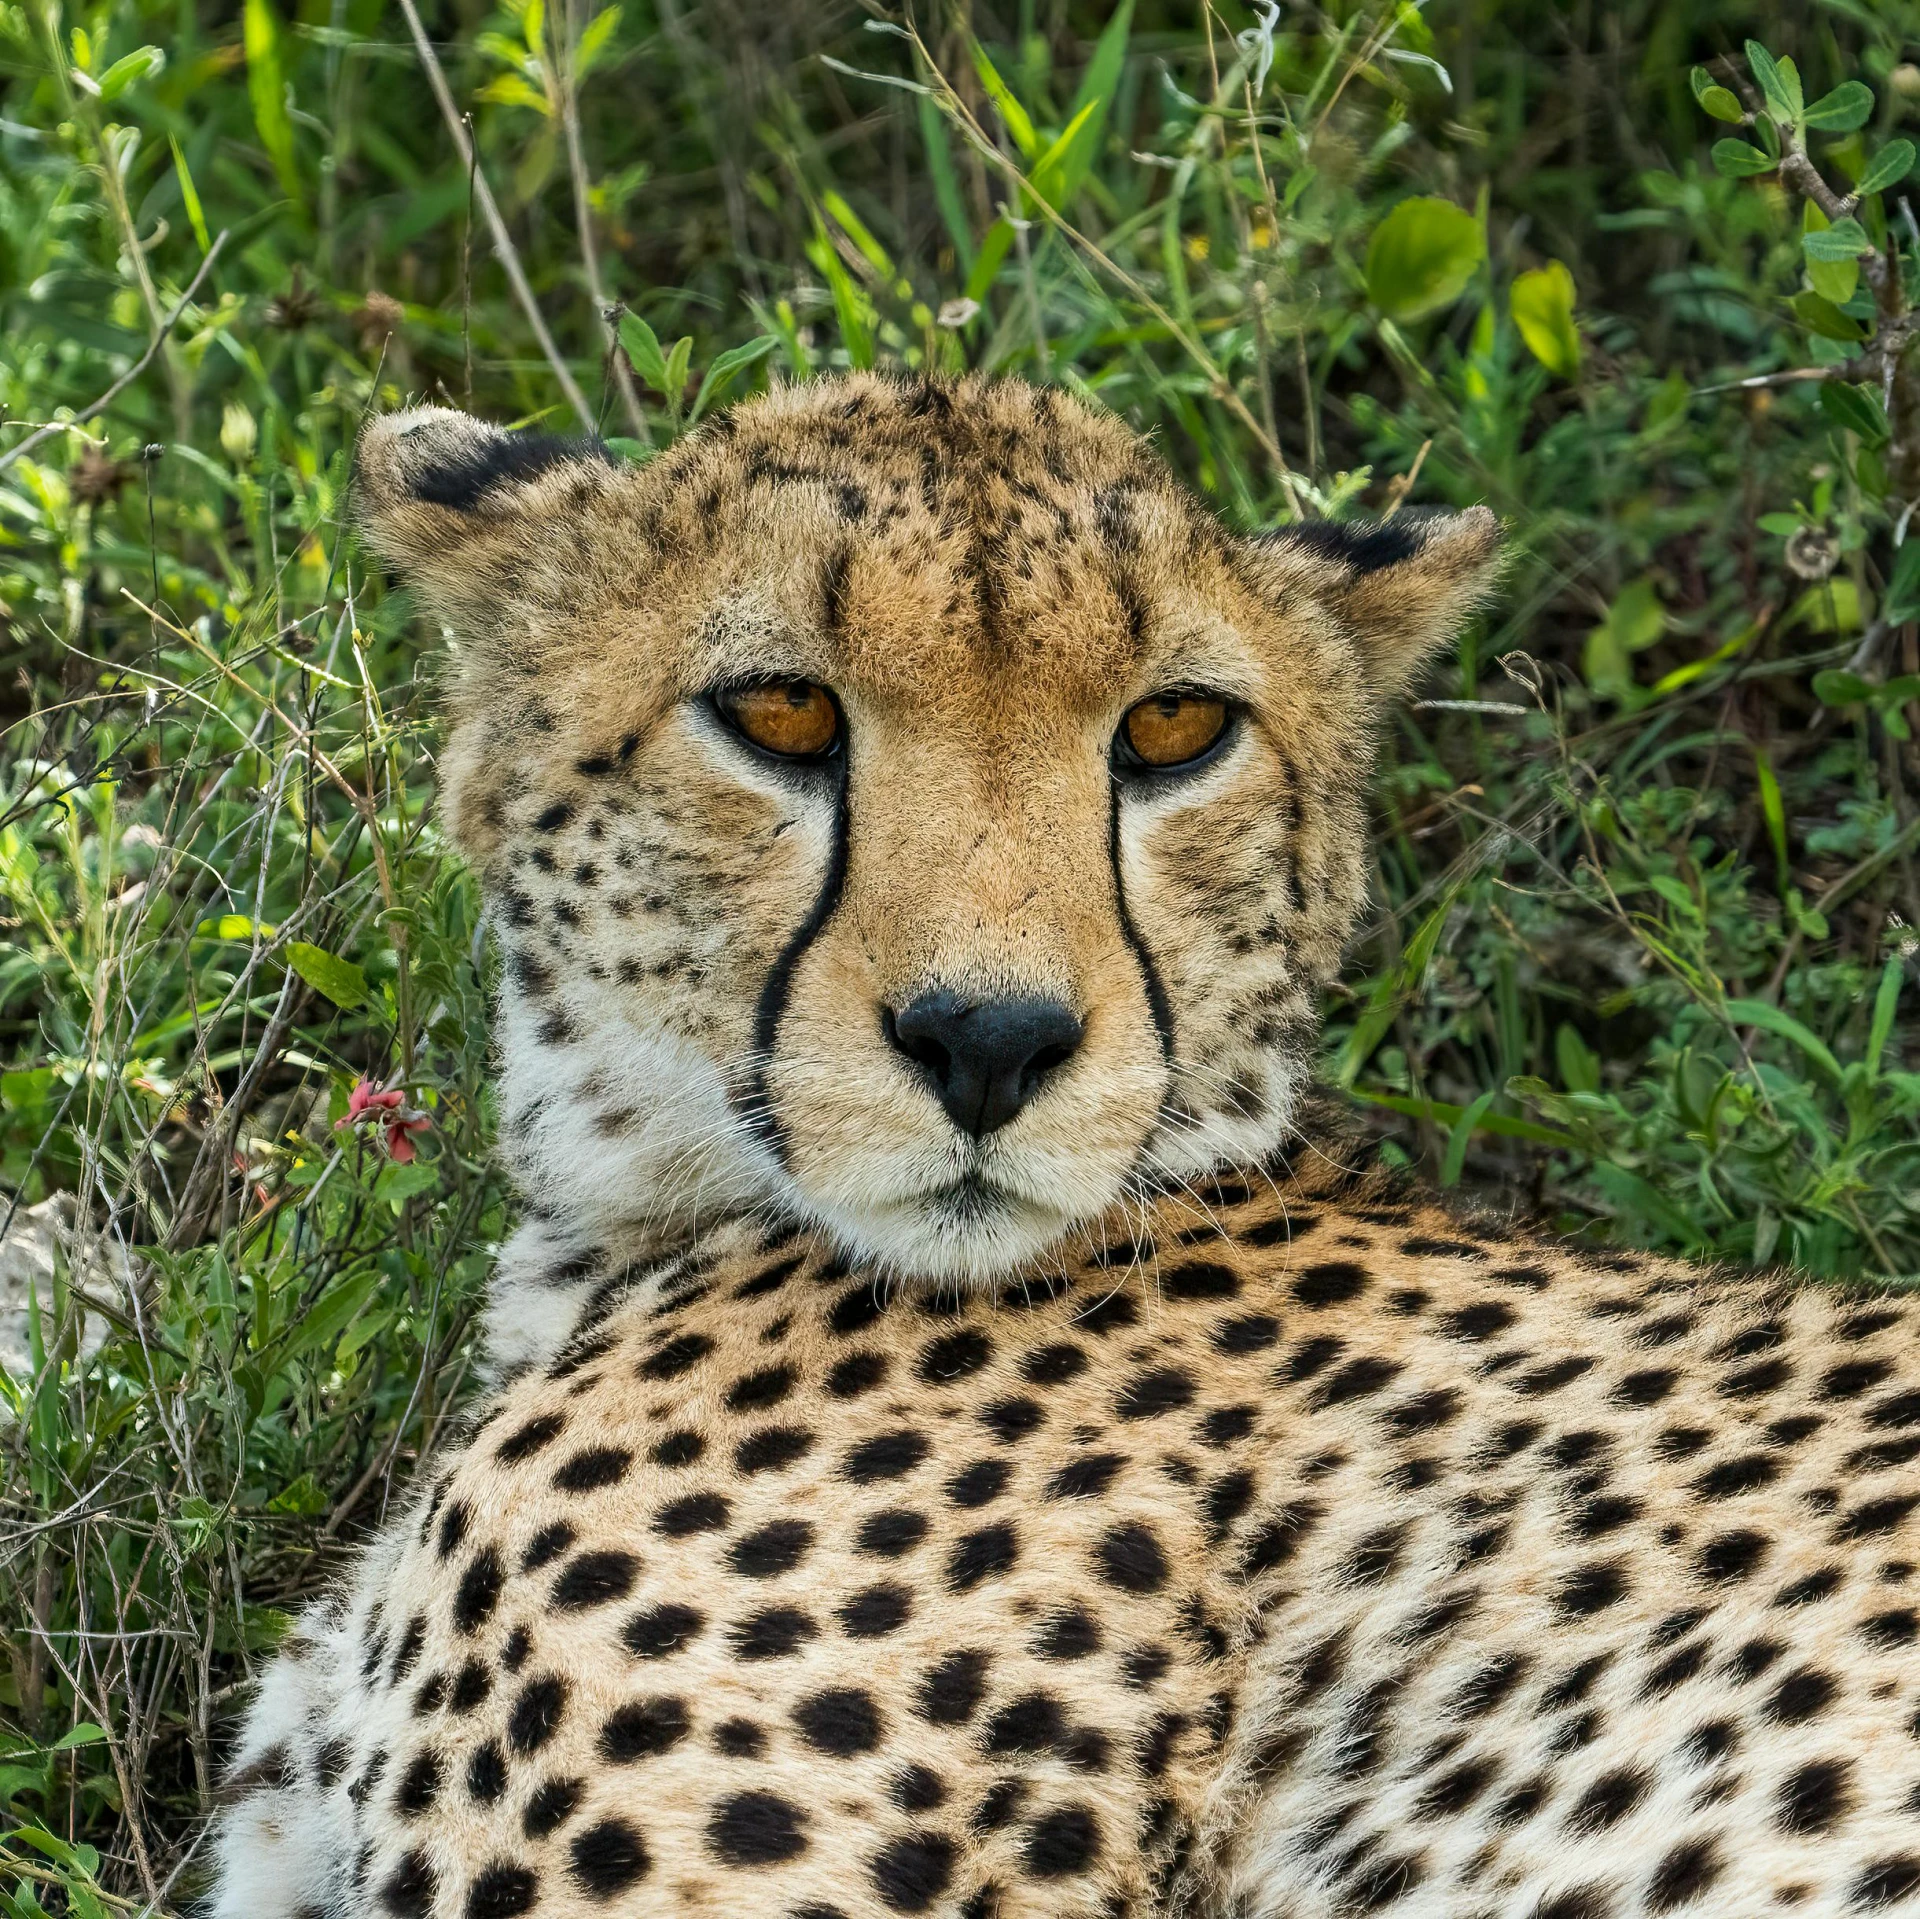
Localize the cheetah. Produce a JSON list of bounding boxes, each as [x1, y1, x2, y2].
[[209, 375, 1920, 1919]]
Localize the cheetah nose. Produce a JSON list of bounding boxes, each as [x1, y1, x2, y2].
[[883, 990, 1084, 1138]]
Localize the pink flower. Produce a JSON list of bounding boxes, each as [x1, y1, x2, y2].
[[336, 1078, 432, 1161]]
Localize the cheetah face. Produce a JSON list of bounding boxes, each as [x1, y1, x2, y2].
[[357, 375, 1499, 1286]]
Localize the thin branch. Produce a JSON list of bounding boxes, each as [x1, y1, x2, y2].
[[393, 0, 596, 431], [0, 234, 227, 476]]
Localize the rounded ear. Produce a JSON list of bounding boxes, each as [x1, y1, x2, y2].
[[1247, 505, 1506, 695], [353, 406, 623, 643]]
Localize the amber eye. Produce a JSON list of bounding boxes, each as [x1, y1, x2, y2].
[[1118, 692, 1231, 771], [717, 680, 841, 760]]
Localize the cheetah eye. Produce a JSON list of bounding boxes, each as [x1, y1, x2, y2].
[[1115, 692, 1232, 773], [715, 680, 842, 761]]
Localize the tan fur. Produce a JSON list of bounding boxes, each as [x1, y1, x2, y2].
[[204, 377, 1920, 1919]]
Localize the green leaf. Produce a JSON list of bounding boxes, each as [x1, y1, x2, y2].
[[917, 92, 973, 272], [1027, 98, 1104, 210], [243, 0, 303, 202], [1803, 200, 1862, 302], [1591, 1164, 1708, 1249], [1440, 1089, 1497, 1187], [196, 913, 276, 940], [1859, 138, 1917, 195], [1886, 539, 1920, 623], [662, 334, 693, 406], [969, 38, 1038, 157], [1788, 576, 1867, 634], [1804, 80, 1875, 132], [170, 133, 212, 254], [285, 941, 368, 1011], [1868, 956, 1904, 1076], [1754, 746, 1789, 887], [48, 1724, 106, 1752], [1803, 216, 1873, 261], [1069, 0, 1133, 124], [1819, 379, 1889, 444], [1745, 39, 1801, 123], [1364, 196, 1485, 321], [821, 190, 894, 278], [1789, 290, 1868, 340], [1555, 1023, 1601, 1094], [1509, 259, 1581, 377], [1812, 667, 1874, 706], [97, 44, 163, 100], [1348, 1087, 1580, 1151], [1690, 65, 1745, 122], [281, 1269, 377, 1363], [1711, 139, 1776, 178], [1725, 997, 1844, 1079], [616, 313, 669, 391], [688, 335, 777, 423]]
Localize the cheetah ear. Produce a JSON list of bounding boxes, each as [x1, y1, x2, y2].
[[1249, 505, 1506, 695], [353, 406, 624, 640]]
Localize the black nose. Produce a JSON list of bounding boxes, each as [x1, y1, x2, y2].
[[884, 990, 1084, 1138]]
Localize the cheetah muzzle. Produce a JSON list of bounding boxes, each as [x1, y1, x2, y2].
[[208, 376, 1920, 1919]]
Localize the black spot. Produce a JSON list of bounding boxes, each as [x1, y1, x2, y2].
[[840, 1583, 913, 1637], [622, 1603, 702, 1660], [449, 1658, 492, 1714], [1096, 1520, 1168, 1593], [1204, 1468, 1257, 1543], [569, 1818, 650, 1895], [1314, 1355, 1404, 1408], [1556, 1561, 1629, 1616], [1266, 515, 1423, 574], [1416, 1757, 1497, 1819], [730, 1606, 818, 1660], [1024, 1343, 1089, 1384], [1694, 1529, 1768, 1584], [1293, 1262, 1368, 1306], [395, 1750, 442, 1818], [466, 1740, 508, 1805], [637, 1332, 712, 1380], [1048, 1452, 1124, 1499], [845, 1430, 931, 1483], [1694, 1453, 1780, 1498], [552, 1550, 639, 1611], [1766, 1668, 1837, 1724], [980, 1395, 1046, 1443], [858, 1509, 928, 1557], [1442, 1301, 1515, 1341], [948, 1523, 1018, 1591], [735, 1426, 815, 1474], [1836, 1493, 1920, 1542], [533, 800, 574, 834], [599, 1695, 690, 1763], [1613, 1368, 1678, 1406], [1036, 1606, 1102, 1660], [1567, 1766, 1648, 1831], [829, 1284, 885, 1335], [869, 1831, 955, 1912], [713, 1718, 765, 1757], [464, 1862, 537, 1919], [1777, 1757, 1853, 1835], [436, 1502, 470, 1561], [1862, 1607, 1918, 1646], [380, 1849, 437, 1917], [795, 1687, 883, 1756], [708, 1790, 808, 1866], [919, 1328, 993, 1382], [891, 1765, 946, 1813], [1284, 1335, 1345, 1382], [1647, 1838, 1721, 1912], [497, 1413, 565, 1462], [521, 1775, 580, 1838], [1855, 1857, 1920, 1908], [1243, 1500, 1325, 1574], [918, 1650, 989, 1724], [947, 1458, 1010, 1506], [1021, 1803, 1102, 1879], [1118, 1367, 1196, 1420], [828, 1350, 889, 1396], [1073, 1290, 1139, 1335], [649, 1429, 704, 1467], [553, 1445, 631, 1494], [655, 1493, 729, 1536], [1201, 1404, 1257, 1446], [507, 1675, 567, 1754], [731, 1519, 813, 1577], [1514, 1356, 1594, 1395], [454, 1548, 504, 1634], [1162, 1262, 1240, 1300], [726, 1365, 796, 1412]]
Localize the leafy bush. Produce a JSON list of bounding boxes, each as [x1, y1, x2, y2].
[[1, 0, 1917, 1905]]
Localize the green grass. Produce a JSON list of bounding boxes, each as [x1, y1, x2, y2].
[[3, 0, 1919, 1906]]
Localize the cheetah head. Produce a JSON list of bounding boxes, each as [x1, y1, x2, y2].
[[357, 375, 1499, 1288]]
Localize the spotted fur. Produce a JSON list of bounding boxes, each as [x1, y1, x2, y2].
[[207, 377, 1920, 1918]]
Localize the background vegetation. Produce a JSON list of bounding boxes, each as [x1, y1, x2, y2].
[[3, 0, 1919, 1905]]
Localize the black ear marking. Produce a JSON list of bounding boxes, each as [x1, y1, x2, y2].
[[404, 428, 614, 512], [1262, 515, 1425, 575]]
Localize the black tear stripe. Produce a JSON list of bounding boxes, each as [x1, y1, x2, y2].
[[739, 760, 852, 1165], [402, 429, 614, 512], [1109, 787, 1174, 1063]]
